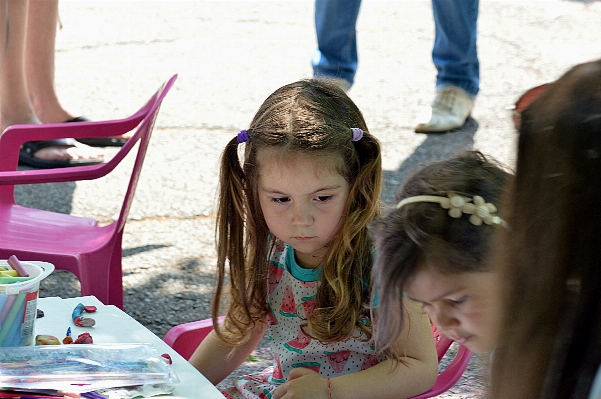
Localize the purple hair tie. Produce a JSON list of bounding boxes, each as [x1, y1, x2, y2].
[[237, 129, 250, 143], [351, 128, 363, 141]]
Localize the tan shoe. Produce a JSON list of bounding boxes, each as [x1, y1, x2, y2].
[[414, 86, 474, 133]]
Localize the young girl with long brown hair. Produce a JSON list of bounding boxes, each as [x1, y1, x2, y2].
[[190, 79, 437, 399]]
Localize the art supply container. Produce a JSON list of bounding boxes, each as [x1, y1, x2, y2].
[[0, 261, 54, 347]]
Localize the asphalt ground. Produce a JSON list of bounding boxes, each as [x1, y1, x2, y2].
[[21, 1, 601, 397]]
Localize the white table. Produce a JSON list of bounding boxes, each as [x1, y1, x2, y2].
[[35, 296, 222, 399]]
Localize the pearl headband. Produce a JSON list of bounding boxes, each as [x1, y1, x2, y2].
[[396, 194, 506, 227]]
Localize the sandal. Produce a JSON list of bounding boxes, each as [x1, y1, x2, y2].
[[19, 139, 105, 169], [67, 116, 129, 147]]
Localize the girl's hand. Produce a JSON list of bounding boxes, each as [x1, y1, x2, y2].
[[273, 368, 329, 399]]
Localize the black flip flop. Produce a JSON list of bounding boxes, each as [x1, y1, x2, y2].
[[19, 138, 105, 169], [67, 116, 129, 147]]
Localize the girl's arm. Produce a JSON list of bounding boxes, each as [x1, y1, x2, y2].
[[188, 317, 268, 385], [275, 299, 438, 399]]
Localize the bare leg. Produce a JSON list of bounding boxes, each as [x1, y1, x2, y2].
[[0, 0, 40, 130], [25, 0, 71, 123], [0, 0, 102, 163], [26, 0, 131, 142]]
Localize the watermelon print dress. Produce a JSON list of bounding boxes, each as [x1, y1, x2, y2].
[[221, 239, 385, 399]]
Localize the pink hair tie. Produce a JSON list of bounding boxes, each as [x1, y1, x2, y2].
[[237, 129, 250, 143], [350, 128, 363, 141]]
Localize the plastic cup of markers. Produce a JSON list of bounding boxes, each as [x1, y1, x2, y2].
[[0, 260, 54, 347]]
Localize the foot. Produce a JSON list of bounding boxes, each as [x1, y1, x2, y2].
[[65, 116, 133, 146], [31, 141, 104, 163], [1, 116, 104, 164], [414, 86, 474, 133]]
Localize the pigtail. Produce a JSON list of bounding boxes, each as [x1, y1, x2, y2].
[[213, 137, 254, 345], [309, 130, 383, 343], [213, 136, 271, 346]]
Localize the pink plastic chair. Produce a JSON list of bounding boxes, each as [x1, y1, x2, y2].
[[0, 75, 177, 309], [164, 316, 226, 360], [164, 317, 471, 397], [409, 325, 472, 399]]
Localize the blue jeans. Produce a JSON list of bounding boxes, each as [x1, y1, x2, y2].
[[312, 0, 480, 97]]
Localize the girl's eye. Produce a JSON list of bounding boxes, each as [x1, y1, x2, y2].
[[315, 195, 332, 202], [448, 296, 467, 306], [271, 197, 290, 204]]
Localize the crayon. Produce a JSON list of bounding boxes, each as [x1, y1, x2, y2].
[[0, 295, 8, 314], [0, 276, 34, 284], [0, 293, 26, 345], [6, 299, 25, 346], [7, 256, 29, 277], [0, 295, 16, 326]]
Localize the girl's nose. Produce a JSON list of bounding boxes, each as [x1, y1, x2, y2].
[[428, 307, 459, 331], [291, 202, 312, 225]]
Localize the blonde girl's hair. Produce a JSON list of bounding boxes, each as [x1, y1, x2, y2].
[[212, 79, 382, 346]]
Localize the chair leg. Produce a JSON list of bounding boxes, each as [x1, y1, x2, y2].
[[107, 238, 124, 310], [78, 253, 112, 307], [78, 239, 123, 309]]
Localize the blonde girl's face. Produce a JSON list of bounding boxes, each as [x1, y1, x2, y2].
[[257, 149, 350, 269], [403, 267, 501, 353]]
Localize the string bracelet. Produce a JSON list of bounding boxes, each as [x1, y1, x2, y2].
[[327, 377, 333, 399]]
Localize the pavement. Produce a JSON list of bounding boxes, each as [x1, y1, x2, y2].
[[26, 0, 601, 396]]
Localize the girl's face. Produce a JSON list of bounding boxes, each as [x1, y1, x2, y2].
[[403, 267, 500, 353], [257, 150, 350, 269]]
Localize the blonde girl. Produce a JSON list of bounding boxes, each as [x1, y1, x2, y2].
[[190, 79, 437, 399]]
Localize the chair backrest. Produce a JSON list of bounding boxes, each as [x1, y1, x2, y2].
[[164, 316, 226, 361], [164, 317, 472, 397], [408, 324, 472, 399], [113, 77, 176, 232], [0, 75, 177, 235]]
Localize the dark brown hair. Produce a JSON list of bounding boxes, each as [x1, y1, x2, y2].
[[490, 59, 601, 399], [369, 151, 509, 359], [212, 79, 382, 346]]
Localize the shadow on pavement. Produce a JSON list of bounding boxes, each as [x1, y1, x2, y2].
[[14, 182, 75, 215], [381, 117, 478, 205]]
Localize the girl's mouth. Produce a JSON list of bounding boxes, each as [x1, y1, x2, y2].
[[294, 236, 313, 242]]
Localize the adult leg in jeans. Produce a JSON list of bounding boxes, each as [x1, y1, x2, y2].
[[415, 0, 479, 132], [311, 0, 361, 88], [431, 0, 479, 97]]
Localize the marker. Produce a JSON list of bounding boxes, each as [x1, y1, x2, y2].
[[7, 255, 29, 277]]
